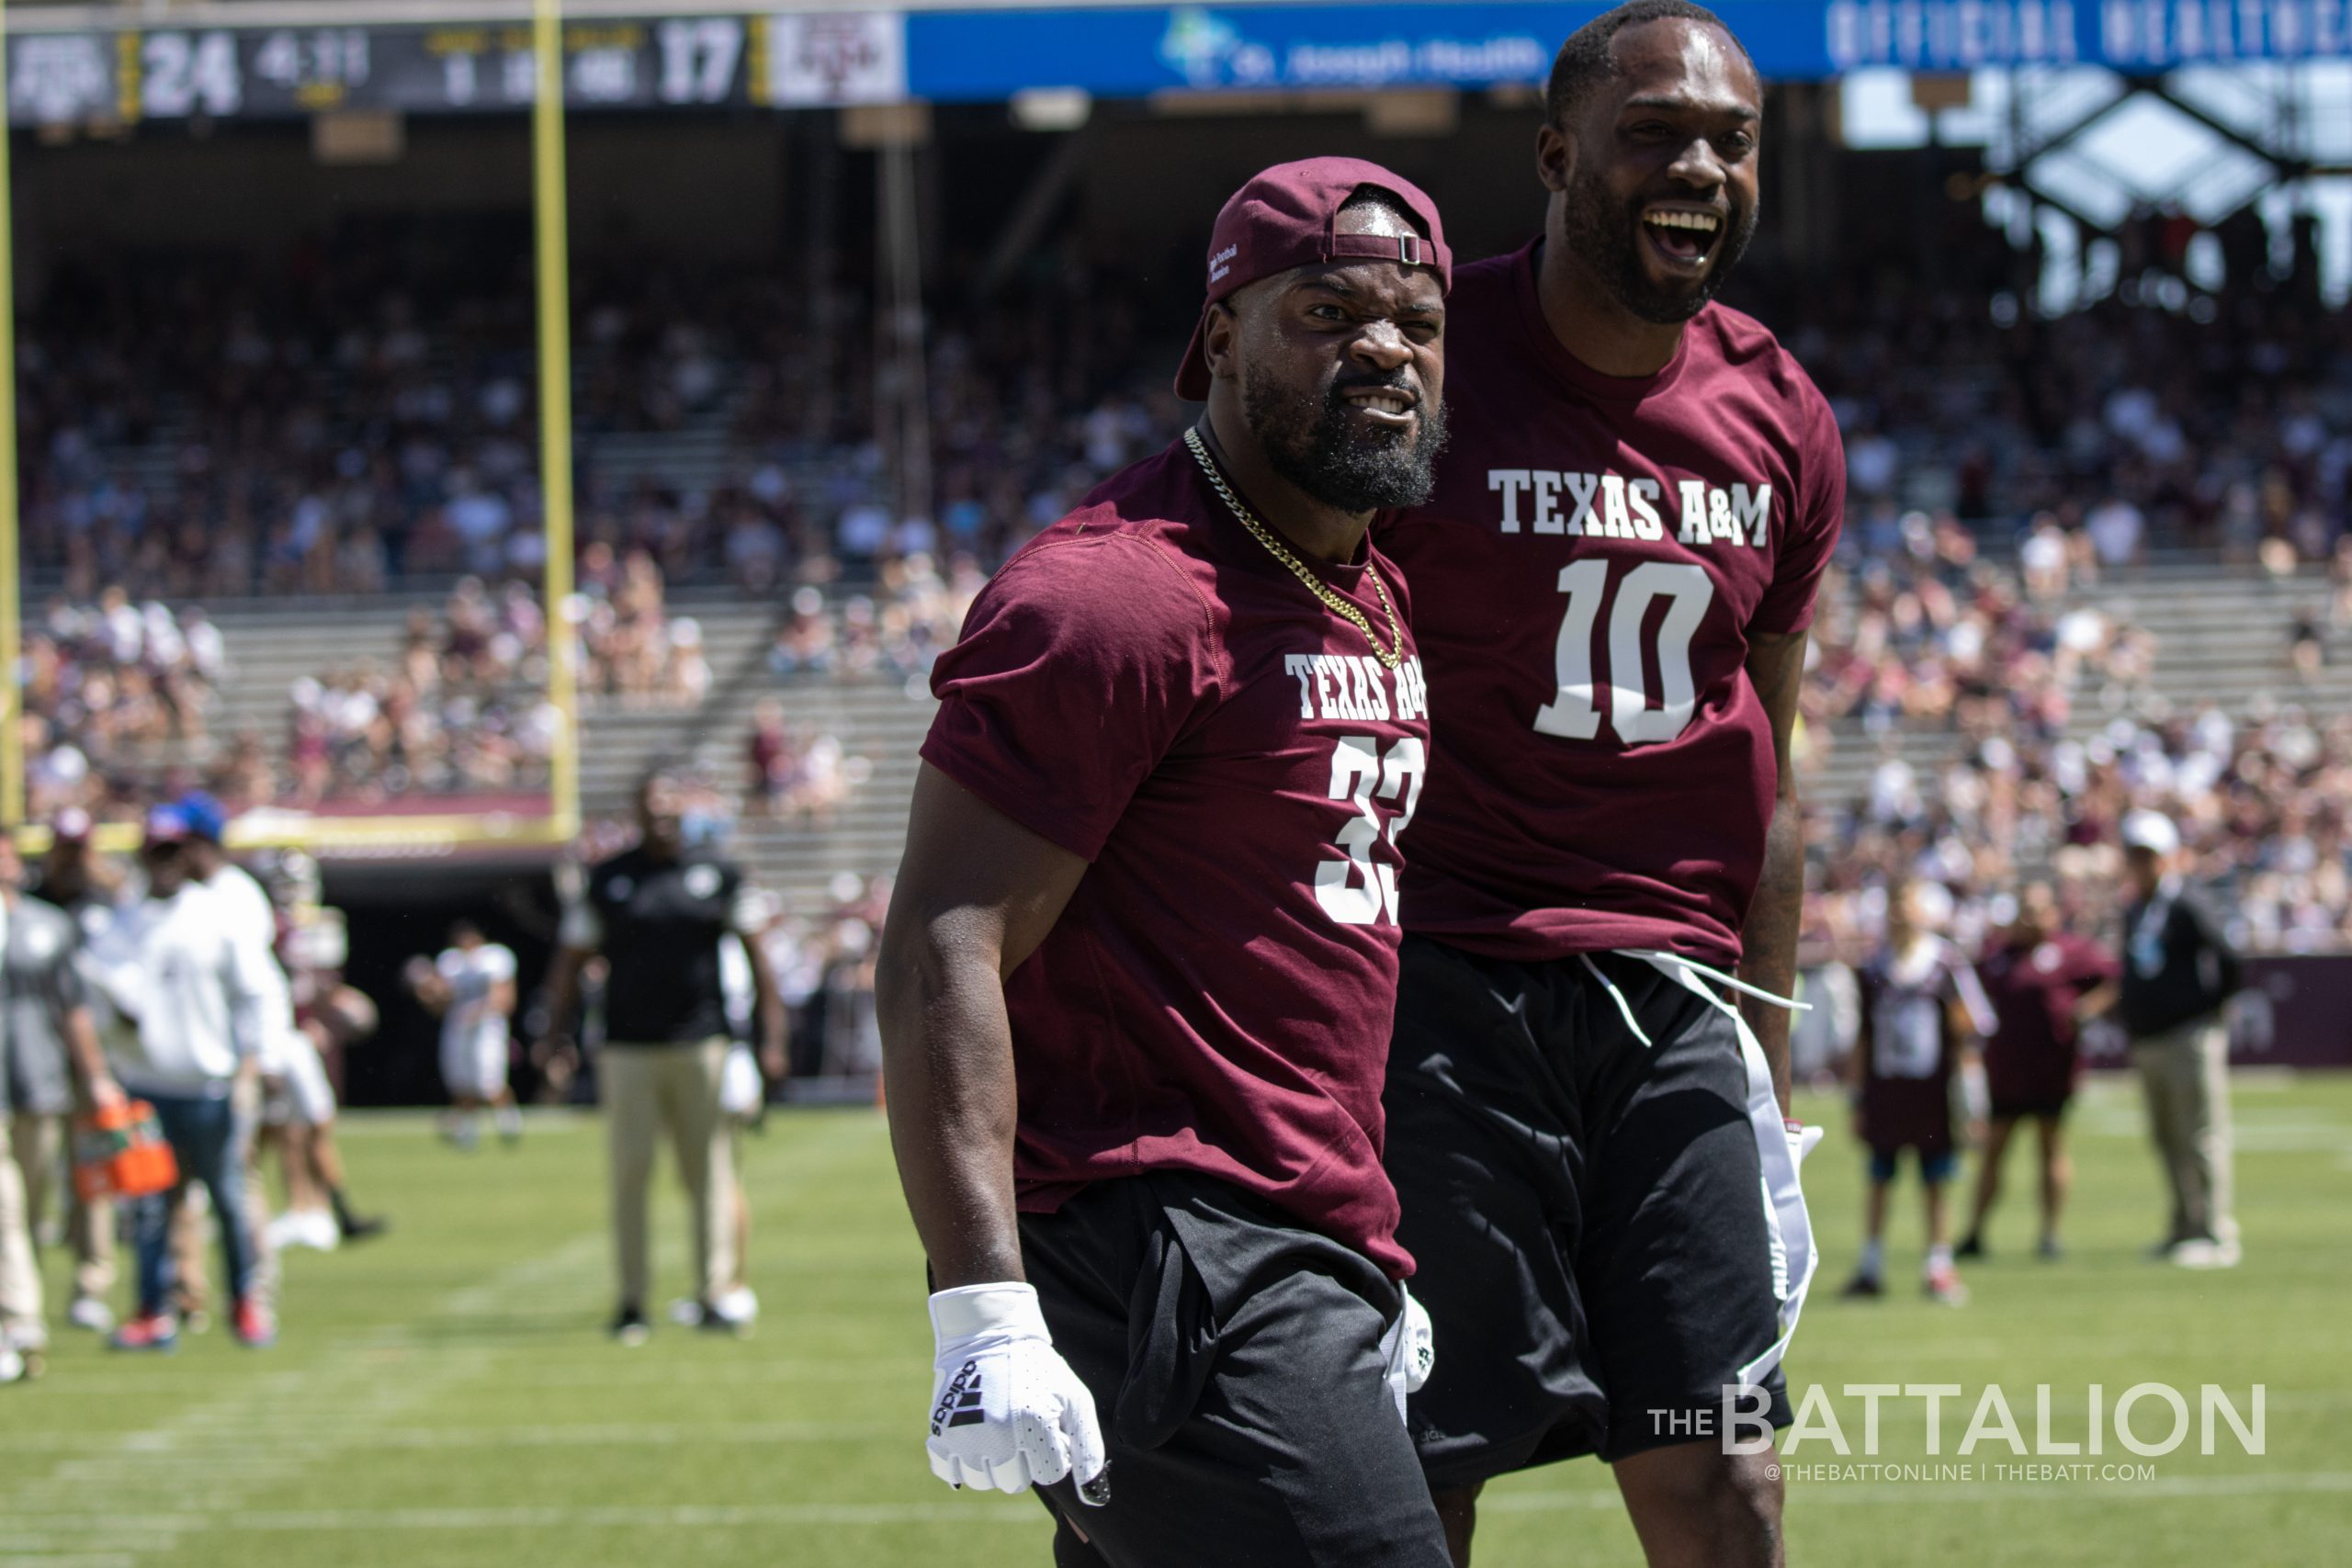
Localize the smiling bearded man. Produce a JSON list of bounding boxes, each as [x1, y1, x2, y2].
[[1373, 4, 1847, 1566]]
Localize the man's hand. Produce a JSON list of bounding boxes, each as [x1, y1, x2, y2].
[[1381, 1283, 1436, 1424], [926, 1283, 1108, 1503]]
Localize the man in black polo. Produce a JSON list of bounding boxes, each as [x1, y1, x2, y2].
[[2109, 809, 2243, 1268], [539, 772, 786, 1342]]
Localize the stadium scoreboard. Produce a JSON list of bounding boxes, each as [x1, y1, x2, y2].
[[6, 12, 904, 126]]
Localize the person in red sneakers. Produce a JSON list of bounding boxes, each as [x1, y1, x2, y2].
[[1844, 882, 1996, 1306], [85, 806, 280, 1350]]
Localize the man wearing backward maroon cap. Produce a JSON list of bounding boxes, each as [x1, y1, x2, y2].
[[880, 158, 1456, 1564]]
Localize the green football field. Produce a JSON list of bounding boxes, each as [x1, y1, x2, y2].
[[4, 1073, 2346, 1567]]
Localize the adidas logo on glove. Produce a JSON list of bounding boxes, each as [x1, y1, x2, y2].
[[931, 1359, 987, 1435]]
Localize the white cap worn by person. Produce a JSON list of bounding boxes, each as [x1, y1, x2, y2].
[[2120, 809, 2180, 858]]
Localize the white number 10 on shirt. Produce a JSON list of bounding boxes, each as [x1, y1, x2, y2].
[[1317, 735, 1426, 927], [1531, 559, 1715, 745]]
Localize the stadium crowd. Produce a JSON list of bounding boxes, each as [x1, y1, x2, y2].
[[16, 245, 1179, 598], [21, 236, 2351, 594], [23, 591, 227, 822], [1797, 513, 2352, 958], [14, 235, 2352, 953]]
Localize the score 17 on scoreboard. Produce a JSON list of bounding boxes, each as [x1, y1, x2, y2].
[[6, 11, 909, 126]]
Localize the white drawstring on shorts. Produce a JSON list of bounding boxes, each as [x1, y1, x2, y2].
[[1627, 949, 1813, 1019], [1577, 950, 1811, 1051], [1577, 954, 1656, 1046]]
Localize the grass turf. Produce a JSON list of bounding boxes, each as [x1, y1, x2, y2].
[[3, 1073, 2346, 1566]]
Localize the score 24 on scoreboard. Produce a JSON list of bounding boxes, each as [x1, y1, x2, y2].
[[4, 11, 910, 126]]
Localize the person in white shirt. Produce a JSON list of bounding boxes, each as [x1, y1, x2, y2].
[[175, 795, 383, 1254], [409, 921, 522, 1150], [88, 806, 278, 1351]]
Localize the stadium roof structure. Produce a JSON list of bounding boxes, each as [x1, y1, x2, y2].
[[1840, 58, 2352, 301]]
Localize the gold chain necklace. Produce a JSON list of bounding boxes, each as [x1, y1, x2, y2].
[[1182, 426, 1403, 671]]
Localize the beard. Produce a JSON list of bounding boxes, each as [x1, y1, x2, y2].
[[1240, 363, 1449, 514], [1558, 161, 1758, 325]]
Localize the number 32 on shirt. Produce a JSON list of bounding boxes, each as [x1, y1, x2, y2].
[[1316, 735, 1425, 927], [1532, 559, 1715, 746]]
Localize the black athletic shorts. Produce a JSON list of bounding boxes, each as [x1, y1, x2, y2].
[[1019, 1171, 1451, 1568], [1384, 937, 1793, 1486]]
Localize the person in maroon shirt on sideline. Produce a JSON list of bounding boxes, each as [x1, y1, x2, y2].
[[1960, 882, 2118, 1260], [1374, 4, 1842, 1562], [878, 159, 1453, 1567], [1840, 881, 1997, 1306]]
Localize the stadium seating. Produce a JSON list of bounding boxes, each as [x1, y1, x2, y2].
[[1807, 561, 2352, 807]]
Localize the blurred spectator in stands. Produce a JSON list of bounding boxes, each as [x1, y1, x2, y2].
[[746, 700, 792, 818], [767, 587, 839, 678]]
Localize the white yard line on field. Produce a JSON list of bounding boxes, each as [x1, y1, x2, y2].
[[1, 1501, 1040, 1537], [0, 1419, 897, 1455], [6, 1469, 2349, 1540], [1484, 1469, 2352, 1512]]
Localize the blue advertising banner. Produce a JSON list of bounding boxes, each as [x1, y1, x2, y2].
[[905, 2, 2352, 101]]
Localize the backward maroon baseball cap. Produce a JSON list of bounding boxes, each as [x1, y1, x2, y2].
[[1173, 156, 1452, 402]]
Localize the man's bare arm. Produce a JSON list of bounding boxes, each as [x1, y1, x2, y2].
[[876, 762, 1088, 1290], [1739, 627, 1811, 1115], [62, 1003, 119, 1106], [740, 931, 789, 1080], [535, 944, 591, 1051]]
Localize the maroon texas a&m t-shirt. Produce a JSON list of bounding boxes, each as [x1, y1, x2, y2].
[[922, 439, 1433, 1279], [1381, 243, 1845, 966], [1976, 933, 2116, 1110]]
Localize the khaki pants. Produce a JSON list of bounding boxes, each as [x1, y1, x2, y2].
[[2131, 1021, 2237, 1247], [0, 1115, 39, 1345], [9, 1112, 116, 1303], [603, 1040, 735, 1311]]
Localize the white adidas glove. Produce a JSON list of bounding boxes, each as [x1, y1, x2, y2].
[[927, 1282, 1109, 1504], [1380, 1283, 1436, 1424]]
